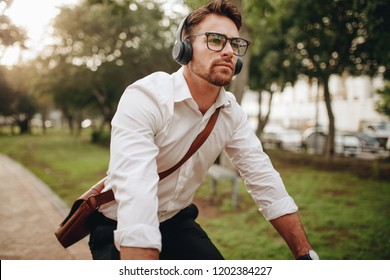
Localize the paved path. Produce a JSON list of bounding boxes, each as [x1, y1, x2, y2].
[[0, 154, 91, 260]]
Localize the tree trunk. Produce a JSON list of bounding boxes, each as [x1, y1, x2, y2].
[[75, 111, 84, 137], [41, 111, 48, 134], [228, 0, 250, 104], [322, 75, 335, 159], [256, 90, 273, 137], [17, 118, 30, 134], [229, 51, 250, 104], [65, 113, 74, 134], [92, 88, 115, 132]]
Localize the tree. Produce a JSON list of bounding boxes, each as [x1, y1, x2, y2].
[[0, 13, 27, 60], [287, 0, 389, 157], [246, 0, 390, 158], [228, 0, 251, 104], [376, 81, 390, 119], [33, 57, 95, 134], [0, 66, 38, 134], [245, 0, 300, 136], [39, 0, 178, 131], [0, 2, 33, 134], [0, 66, 14, 116]]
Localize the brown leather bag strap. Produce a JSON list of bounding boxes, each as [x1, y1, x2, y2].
[[158, 107, 221, 180], [94, 107, 221, 206]]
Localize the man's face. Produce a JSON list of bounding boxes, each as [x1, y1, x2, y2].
[[187, 14, 239, 87]]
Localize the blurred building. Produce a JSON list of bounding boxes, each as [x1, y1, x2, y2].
[[242, 75, 387, 133]]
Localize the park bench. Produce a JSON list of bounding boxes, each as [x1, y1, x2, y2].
[[207, 164, 239, 208]]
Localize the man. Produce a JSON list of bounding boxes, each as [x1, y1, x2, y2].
[[89, 0, 319, 260]]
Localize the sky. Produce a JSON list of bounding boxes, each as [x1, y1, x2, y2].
[[1, 0, 80, 65]]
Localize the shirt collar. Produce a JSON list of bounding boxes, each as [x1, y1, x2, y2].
[[172, 67, 232, 109], [216, 87, 232, 109], [172, 68, 192, 103]]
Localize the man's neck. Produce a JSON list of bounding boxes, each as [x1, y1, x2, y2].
[[183, 68, 221, 114]]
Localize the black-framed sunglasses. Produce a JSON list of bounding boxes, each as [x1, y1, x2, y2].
[[186, 32, 251, 57]]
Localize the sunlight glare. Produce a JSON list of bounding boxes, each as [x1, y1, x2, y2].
[[2, 0, 79, 66]]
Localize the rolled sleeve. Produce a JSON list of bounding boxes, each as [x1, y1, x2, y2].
[[114, 224, 162, 251], [259, 196, 298, 221]]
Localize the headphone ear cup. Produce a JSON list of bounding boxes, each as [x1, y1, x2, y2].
[[172, 40, 192, 65], [172, 15, 192, 65], [234, 57, 243, 75], [179, 40, 193, 65], [172, 41, 184, 64]]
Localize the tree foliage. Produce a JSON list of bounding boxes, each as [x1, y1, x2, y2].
[[0, 4, 34, 134], [0, 14, 27, 59], [0, 66, 38, 134], [245, 0, 390, 157], [37, 0, 178, 131], [376, 82, 390, 119], [245, 0, 300, 136], [0, 67, 14, 116]]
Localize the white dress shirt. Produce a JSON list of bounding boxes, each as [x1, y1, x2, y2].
[[99, 67, 298, 251]]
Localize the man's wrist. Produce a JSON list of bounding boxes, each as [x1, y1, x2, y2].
[[120, 246, 159, 260], [297, 249, 319, 260]]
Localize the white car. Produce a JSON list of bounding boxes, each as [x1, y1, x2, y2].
[[335, 134, 362, 156], [261, 128, 303, 152], [302, 128, 362, 156]]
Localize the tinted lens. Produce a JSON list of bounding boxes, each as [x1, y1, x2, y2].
[[231, 38, 248, 56], [206, 33, 226, 51]]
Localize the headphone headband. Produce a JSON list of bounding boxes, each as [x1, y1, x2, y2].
[[176, 15, 188, 45]]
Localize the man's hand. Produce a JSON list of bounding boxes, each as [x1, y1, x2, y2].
[[120, 246, 159, 260]]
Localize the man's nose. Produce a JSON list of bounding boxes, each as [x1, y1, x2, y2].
[[221, 41, 234, 57]]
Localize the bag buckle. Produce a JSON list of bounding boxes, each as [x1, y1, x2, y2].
[[87, 195, 100, 210]]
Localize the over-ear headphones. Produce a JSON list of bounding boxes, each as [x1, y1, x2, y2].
[[172, 15, 243, 76]]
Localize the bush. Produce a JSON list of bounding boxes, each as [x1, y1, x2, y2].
[[91, 131, 111, 146]]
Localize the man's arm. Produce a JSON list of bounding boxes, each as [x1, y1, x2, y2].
[[120, 246, 159, 260], [269, 213, 313, 259]]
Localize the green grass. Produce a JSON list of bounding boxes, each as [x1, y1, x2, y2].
[[0, 131, 109, 204], [196, 170, 390, 260], [0, 132, 389, 260]]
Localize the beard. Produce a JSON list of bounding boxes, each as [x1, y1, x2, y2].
[[208, 65, 234, 86], [190, 58, 234, 87]]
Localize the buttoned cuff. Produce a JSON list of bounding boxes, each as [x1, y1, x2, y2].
[[114, 224, 162, 252], [259, 196, 298, 221]]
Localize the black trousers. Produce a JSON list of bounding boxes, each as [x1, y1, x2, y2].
[[88, 204, 224, 260]]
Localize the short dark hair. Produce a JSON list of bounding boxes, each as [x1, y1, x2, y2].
[[184, 0, 242, 37]]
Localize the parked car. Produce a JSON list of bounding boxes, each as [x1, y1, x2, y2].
[[302, 128, 362, 156], [335, 133, 362, 156], [360, 121, 390, 149], [301, 129, 327, 155], [261, 127, 303, 152], [350, 132, 379, 153]]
